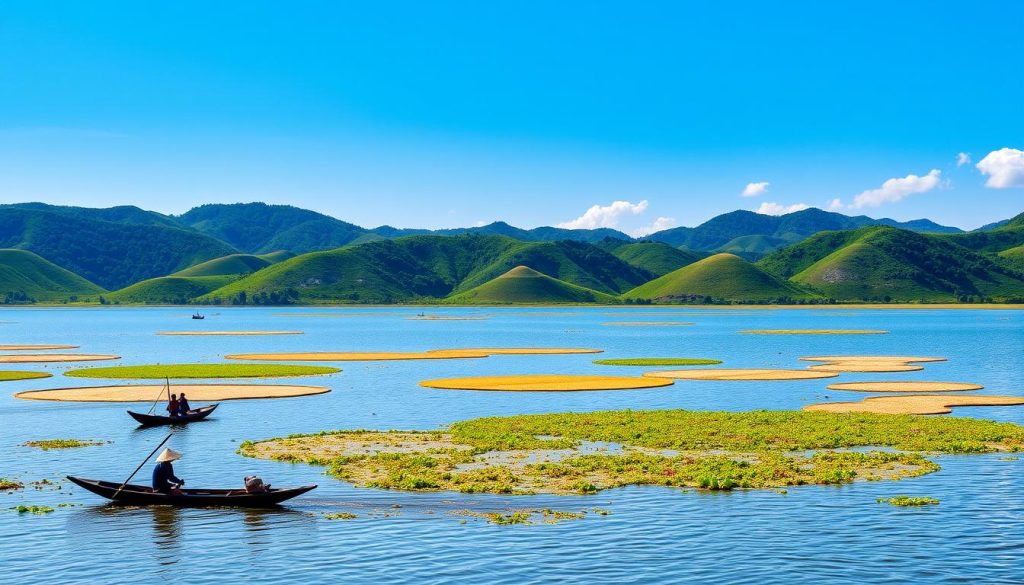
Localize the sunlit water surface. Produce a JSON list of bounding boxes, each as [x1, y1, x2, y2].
[[1, 307, 1022, 584]]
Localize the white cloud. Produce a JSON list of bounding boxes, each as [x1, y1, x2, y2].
[[631, 216, 677, 237], [556, 200, 649, 229], [755, 202, 810, 216], [976, 148, 1024, 189], [850, 169, 942, 209], [957, 152, 971, 167], [741, 181, 770, 197], [826, 198, 844, 211], [473, 220, 488, 227]]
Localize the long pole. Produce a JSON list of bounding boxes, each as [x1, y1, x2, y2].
[[146, 379, 167, 415], [112, 432, 172, 500]]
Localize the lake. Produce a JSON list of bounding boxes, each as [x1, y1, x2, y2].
[[1, 306, 1022, 584]]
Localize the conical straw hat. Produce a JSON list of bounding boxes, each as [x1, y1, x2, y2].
[[155, 448, 182, 463]]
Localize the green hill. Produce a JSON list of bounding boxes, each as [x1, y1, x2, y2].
[[447, 266, 616, 304], [624, 253, 815, 303], [107, 275, 238, 304], [257, 250, 296, 263], [174, 254, 273, 277], [762, 226, 1024, 302], [998, 245, 1024, 271], [0, 205, 236, 289], [597, 239, 704, 277], [0, 249, 105, 302], [944, 212, 1024, 255]]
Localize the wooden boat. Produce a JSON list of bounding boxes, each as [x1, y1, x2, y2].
[[67, 476, 317, 507], [127, 404, 218, 426], [192, 312, 204, 320]]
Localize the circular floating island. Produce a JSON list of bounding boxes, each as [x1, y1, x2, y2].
[[0, 371, 52, 382], [826, 381, 983, 393], [15, 383, 330, 402], [645, 368, 838, 381], [156, 331, 303, 336], [0, 344, 78, 350], [805, 395, 1024, 415], [801, 356, 947, 363], [419, 374, 674, 392], [226, 348, 601, 361], [740, 329, 889, 335], [0, 354, 119, 363], [64, 363, 340, 379], [595, 358, 722, 366], [809, 363, 924, 373]]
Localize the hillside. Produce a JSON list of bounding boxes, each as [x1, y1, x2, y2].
[[174, 253, 273, 277], [998, 245, 1024, 271], [624, 253, 814, 303], [597, 239, 704, 277], [0, 249, 105, 302], [761, 226, 1024, 302], [447, 266, 616, 304], [107, 275, 238, 304], [0, 206, 236, 289], [944, 212, 1024, 255], [371, 221, 630, 243], [647, 208, 960, 257]]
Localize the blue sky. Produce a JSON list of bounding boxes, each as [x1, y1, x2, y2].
[[1, 1, 1022, 231]]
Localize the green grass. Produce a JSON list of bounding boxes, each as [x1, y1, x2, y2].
[[877, 496, 939, 507], [623, 253, 817, 303], [64, 363, 341, 379], [0, 371, 51, 382], [594, 358, 722, 366], [22, 439, 106, 450], [173, 253, 272, 277], [106, 275, 239, 304], [323, 512, 358, 520], [0, 249, 106, 302], [447, 266, 617, 304]]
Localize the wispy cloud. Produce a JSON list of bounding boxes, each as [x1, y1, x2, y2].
[[741, 181, 770, 197], [631, 216, 677, 237], [956, 152, 971, 167], [755, 202, 809, 216], [976, 148, 1024, 188], [827, 198, 844, 211], [850, 169, 942, 209], [556, 200, 648, 229]]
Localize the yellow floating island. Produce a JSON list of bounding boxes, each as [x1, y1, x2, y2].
[[0, 344, 79, 350], [0, 353, 119, 363], [645, 368, 838, 381], [801, 355, 946, 373], [226, 347, 601, 362], [805, 395, 1024, 415], [826, 381, 984, 393], [419, 374, 674, 392], [156, 331, 304, 336], [801, 356, 947, 363], [14, 383, 330, 402], [740, 329, 889, 335]]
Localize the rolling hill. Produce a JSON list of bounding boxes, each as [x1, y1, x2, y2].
[[0, 205, 237, 289], [759, 226, 1024, 301], [597, 239, 704, 277], [447, 266, 616, 304], [0, 249, 105, 302], [623, 253, 815, 303], [106, 275, 238, 304], [173, 253, 273, 277]]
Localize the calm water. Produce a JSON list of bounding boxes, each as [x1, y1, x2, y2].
[[1, 307, 1022, 584]]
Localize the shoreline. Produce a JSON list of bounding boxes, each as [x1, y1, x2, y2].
[[3, 302, 1024, 310]]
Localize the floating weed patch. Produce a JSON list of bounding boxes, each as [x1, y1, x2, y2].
[[0, 478, 23, 491], [64, 363, 340, 379], [0, 371, 52, 382], [877, 496, 939, 507], [450, 508, 589, 525], [323, 512, 358, 520], [242, 409, 1022, 496], [594, 358, 722, 367], [23, 439, 106, 450], [13, 505, 54, 515]]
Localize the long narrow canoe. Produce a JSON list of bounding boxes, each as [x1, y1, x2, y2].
[[127, 404, 218, 426], [67, 476, 316, 507]]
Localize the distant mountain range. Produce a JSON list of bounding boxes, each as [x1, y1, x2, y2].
[[0, 201, 1021, 305]]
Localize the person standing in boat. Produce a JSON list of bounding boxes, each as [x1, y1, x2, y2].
[[177, 393, 191, 416], [152, 448, 185, 494], [166, 393, 179, 418]]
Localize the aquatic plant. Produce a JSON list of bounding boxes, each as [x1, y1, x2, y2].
[[877, 496, 939, 507], [0, 371, 52, 382], [324, 512, 357, 520], [64, 363, 340, 379], [0, 478, 23, 491], [22, 439, 106, 450], [13, 505, 54, 514], [593, 358, 722, 366]]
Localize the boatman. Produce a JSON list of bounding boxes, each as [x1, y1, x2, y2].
[[166, 393, 179, 418], [152, 448, 185, 494], [177, 393, 191, 416]]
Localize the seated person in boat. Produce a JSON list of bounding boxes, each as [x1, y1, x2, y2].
[[152, 448, 185, 494], [166, 394, 179, 418], [177, 393, 191, 416], [244, 475, 271, 493]]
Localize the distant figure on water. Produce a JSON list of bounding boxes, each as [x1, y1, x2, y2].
[[166, 393, 179, 418], [152, 448, 185, 494], [177, 393, 191, 416]]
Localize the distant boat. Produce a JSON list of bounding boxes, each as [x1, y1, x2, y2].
[[192, 312, 204, 320], [127, 404, 218, 427]]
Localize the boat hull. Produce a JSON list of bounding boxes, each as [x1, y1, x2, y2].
[[66, 476, 316, 507], [128, 404, 218, 426]]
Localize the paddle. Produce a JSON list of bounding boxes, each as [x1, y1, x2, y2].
[[112, 431, 173, 500]]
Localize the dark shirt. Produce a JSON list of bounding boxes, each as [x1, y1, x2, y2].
[[178, 398, 190, 415], [166, 399, 179, 417], [152, 461, 183, 492]]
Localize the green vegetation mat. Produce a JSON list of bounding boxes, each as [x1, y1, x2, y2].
[[877, 496, 939, 507], [0, 478, 23, 490], [0, 371, 52, 382], [22, 439, 106, 450], [594, 358, 723, 366], [241, 409, 1024, 496], [64, 363, 341, 379]]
